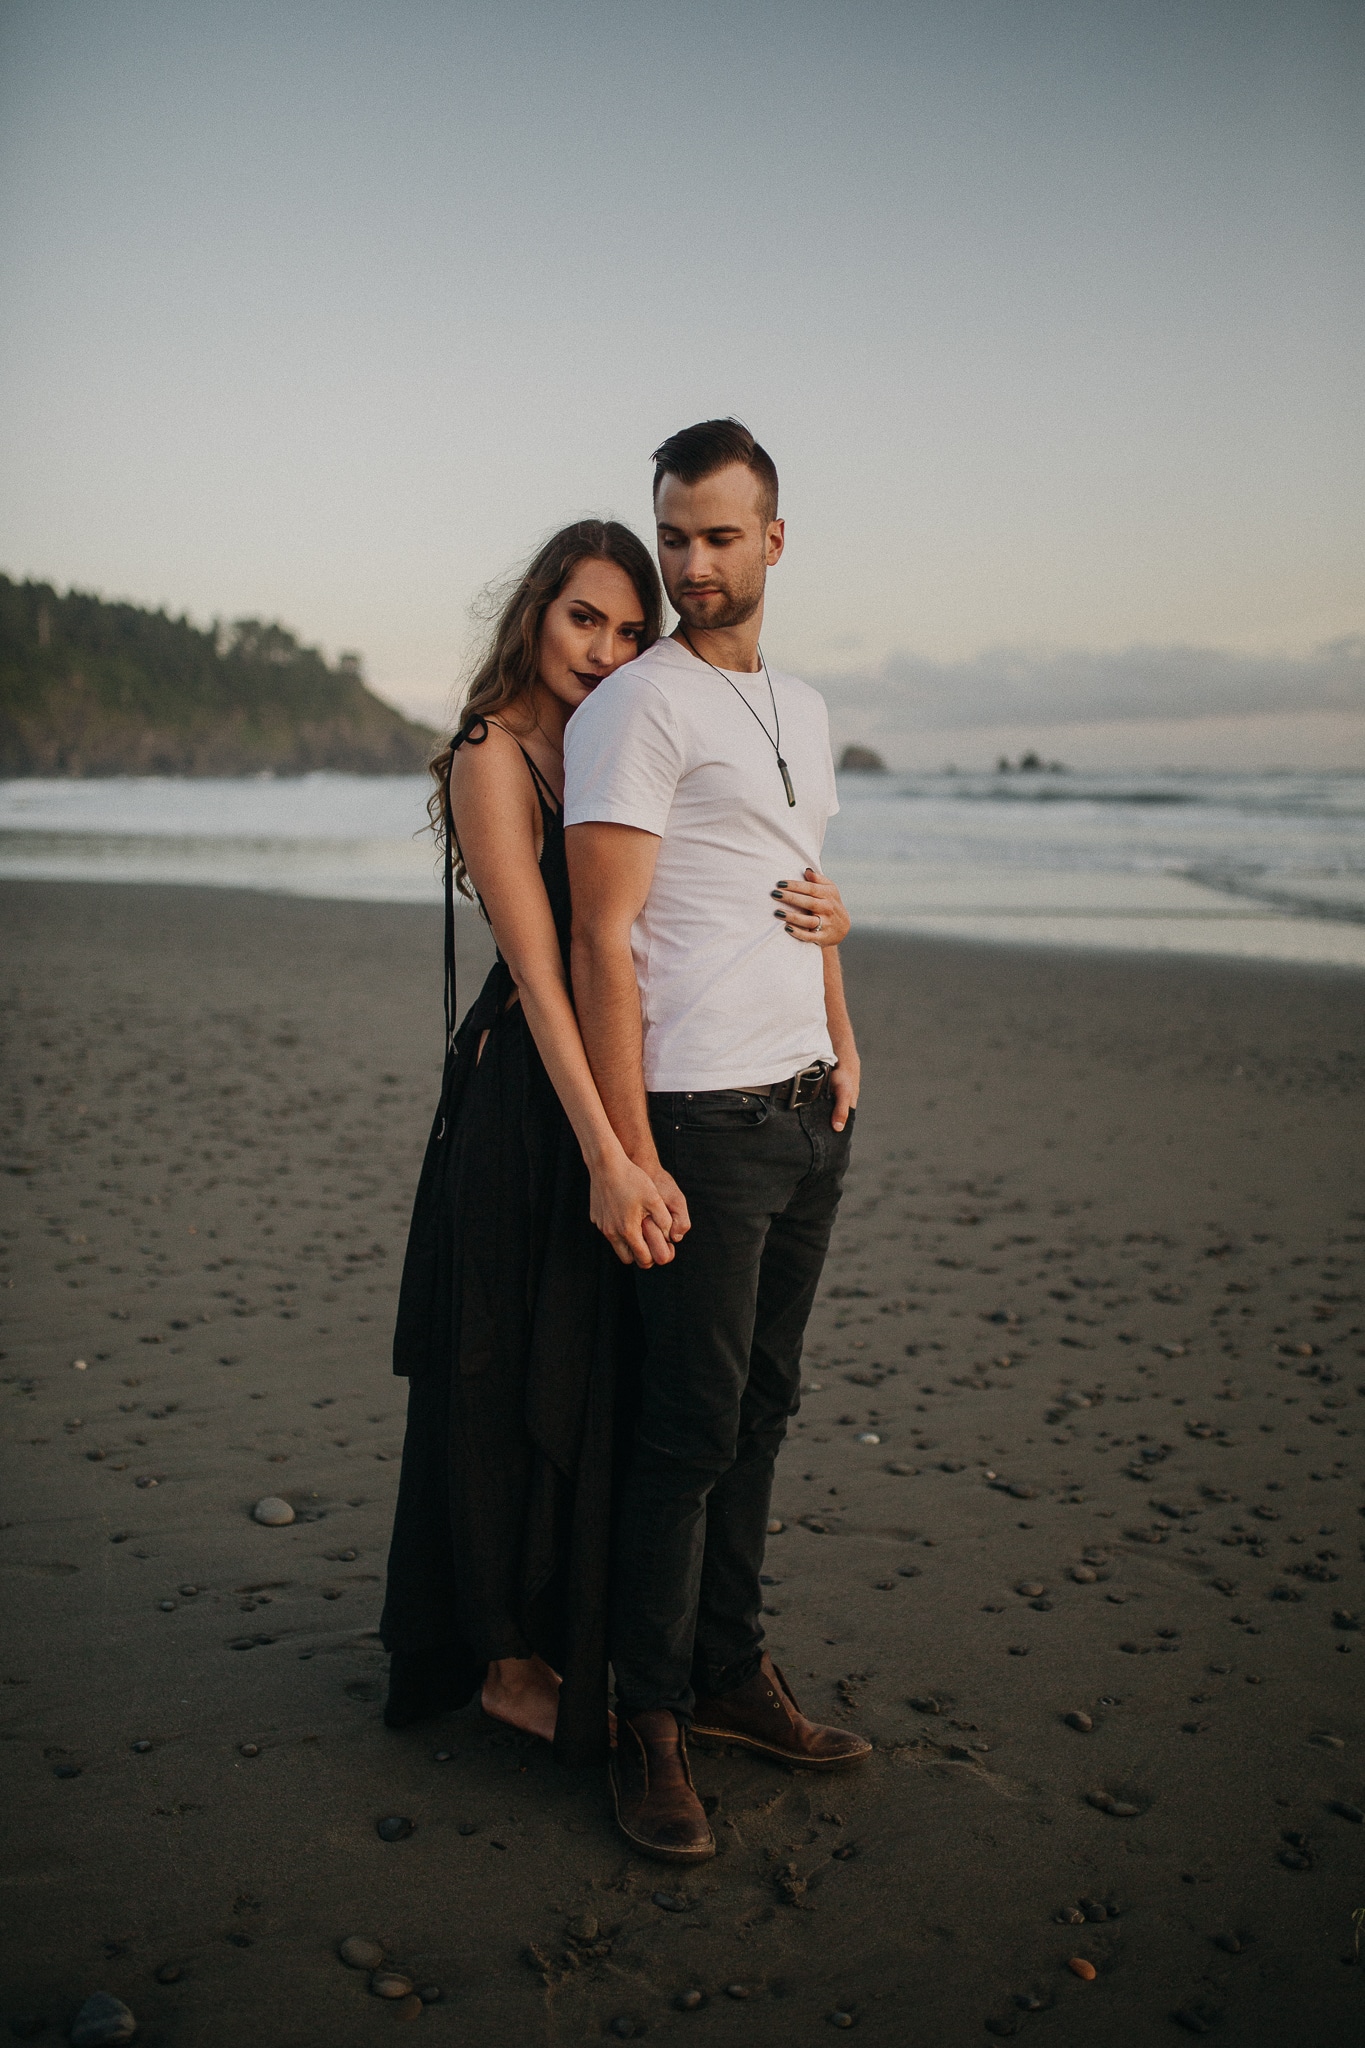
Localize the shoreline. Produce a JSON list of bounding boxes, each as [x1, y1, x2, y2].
[[2, 879, 1363, 2047]]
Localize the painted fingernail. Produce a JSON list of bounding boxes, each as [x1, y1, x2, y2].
[[770, 889, 786, 900]]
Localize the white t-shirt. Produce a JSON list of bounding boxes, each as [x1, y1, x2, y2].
[[563, 634, 839, 1093]]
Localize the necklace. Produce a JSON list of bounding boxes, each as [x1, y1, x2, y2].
[[676, 629, 795, 807]]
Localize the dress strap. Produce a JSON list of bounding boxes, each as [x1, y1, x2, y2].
[[516, 746, 562, 819], [472, 716, 562, 817]]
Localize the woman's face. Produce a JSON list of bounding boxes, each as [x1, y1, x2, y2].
[[536, 558, 647, 713]]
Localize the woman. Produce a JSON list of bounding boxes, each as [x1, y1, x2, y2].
[[380, 519, 850, 1767]]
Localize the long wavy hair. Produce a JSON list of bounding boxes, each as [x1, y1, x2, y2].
[[429, 520, 662, 895]]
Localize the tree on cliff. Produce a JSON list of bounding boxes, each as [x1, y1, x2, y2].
[[0, 575, 437, 776]]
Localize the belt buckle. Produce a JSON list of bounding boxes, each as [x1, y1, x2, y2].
[[788, 1063, 826, 1108]]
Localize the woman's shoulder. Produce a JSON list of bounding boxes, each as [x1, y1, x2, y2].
[[448, 717, 538, 801]]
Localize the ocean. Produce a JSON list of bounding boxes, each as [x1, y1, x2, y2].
[[3, 767, 1364, 968]]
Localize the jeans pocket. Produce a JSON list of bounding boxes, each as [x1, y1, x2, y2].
[[675, 1094, 771, 1134]]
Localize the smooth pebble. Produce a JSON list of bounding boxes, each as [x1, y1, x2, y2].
[[252, 1496, 295, 1527], [69, 1993, 137, 2046], [371, 1971, 415, 1999], [339, 1937, 384, 1970], [1064, 1712, 1094, 1733], [1067, 1958, 1097, 1982], [154, 1962, 181, 1984], [376, 1815, 414, 1842], [676, 1989, 704, 2010]]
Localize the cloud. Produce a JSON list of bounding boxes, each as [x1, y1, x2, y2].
[[814, 636, 1365, 733]]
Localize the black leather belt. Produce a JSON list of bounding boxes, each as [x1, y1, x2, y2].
[[738, 1061, 833, 1108]]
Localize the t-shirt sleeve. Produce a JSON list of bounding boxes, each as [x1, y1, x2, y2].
[[818, 689, 839, 818], [563, 674, 683, 835]]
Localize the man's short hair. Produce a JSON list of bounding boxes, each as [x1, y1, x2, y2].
[[651, 418, 779, 525]]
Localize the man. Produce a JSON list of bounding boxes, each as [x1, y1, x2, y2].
[[565, 418, 870, 1863]]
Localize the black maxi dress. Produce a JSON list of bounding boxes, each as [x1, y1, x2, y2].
[[379, 720, 640, 1768]]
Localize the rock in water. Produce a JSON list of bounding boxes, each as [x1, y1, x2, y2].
[[339, 1936, 384, 1970], [837, 744, 886, 772], [252, 1496, 295, 1527], [70, 1993, 137, 2045]]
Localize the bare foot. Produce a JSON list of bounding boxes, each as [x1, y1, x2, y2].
[[481, 1654, 561, 1743]]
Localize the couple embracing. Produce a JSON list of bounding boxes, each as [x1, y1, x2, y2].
[[380, 418, 870, 1863]]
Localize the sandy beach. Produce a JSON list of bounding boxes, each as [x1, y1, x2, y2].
[[2, 877, 1363, 2047]]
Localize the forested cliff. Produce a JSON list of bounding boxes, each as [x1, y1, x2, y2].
[[0, 575, 437, 776]]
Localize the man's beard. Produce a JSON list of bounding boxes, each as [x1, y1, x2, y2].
[[672, 565, 765, 634]]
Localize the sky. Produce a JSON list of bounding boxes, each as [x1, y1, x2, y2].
[[1, 0, 1361, 764]]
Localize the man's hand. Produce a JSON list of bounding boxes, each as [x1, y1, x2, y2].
[[639, 1157, 691, 1244], [830, 1054, 860, 1133]]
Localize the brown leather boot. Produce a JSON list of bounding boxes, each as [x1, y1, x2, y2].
[[691, 1653, 872, 1769], [609, 1708, 716, 1862]]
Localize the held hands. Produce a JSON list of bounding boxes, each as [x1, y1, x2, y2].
[[771, 868, 850, 946], [589, 1148, 691, 1269]]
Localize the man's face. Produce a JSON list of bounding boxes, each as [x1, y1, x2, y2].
[[654, 464, 784, 634]]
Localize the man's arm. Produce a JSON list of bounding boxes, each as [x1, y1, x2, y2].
[[823, 946, 860, 1133], [566, 820, 690, 1240]]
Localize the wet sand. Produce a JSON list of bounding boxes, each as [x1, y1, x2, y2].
[[2, 878, 1363, 2047]]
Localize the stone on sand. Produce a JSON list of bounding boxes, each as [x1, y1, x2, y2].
[[251, 1496, 294, 1526], [371, 1971, 414, 1999], [338, 1936, 384, 1970], [69, 1993, 136, 2045]]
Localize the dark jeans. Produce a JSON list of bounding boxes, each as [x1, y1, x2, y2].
[[609, 1086, 853, 1720]]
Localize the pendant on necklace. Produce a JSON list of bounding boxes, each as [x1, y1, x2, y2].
[[777, 755, 796, 807]]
